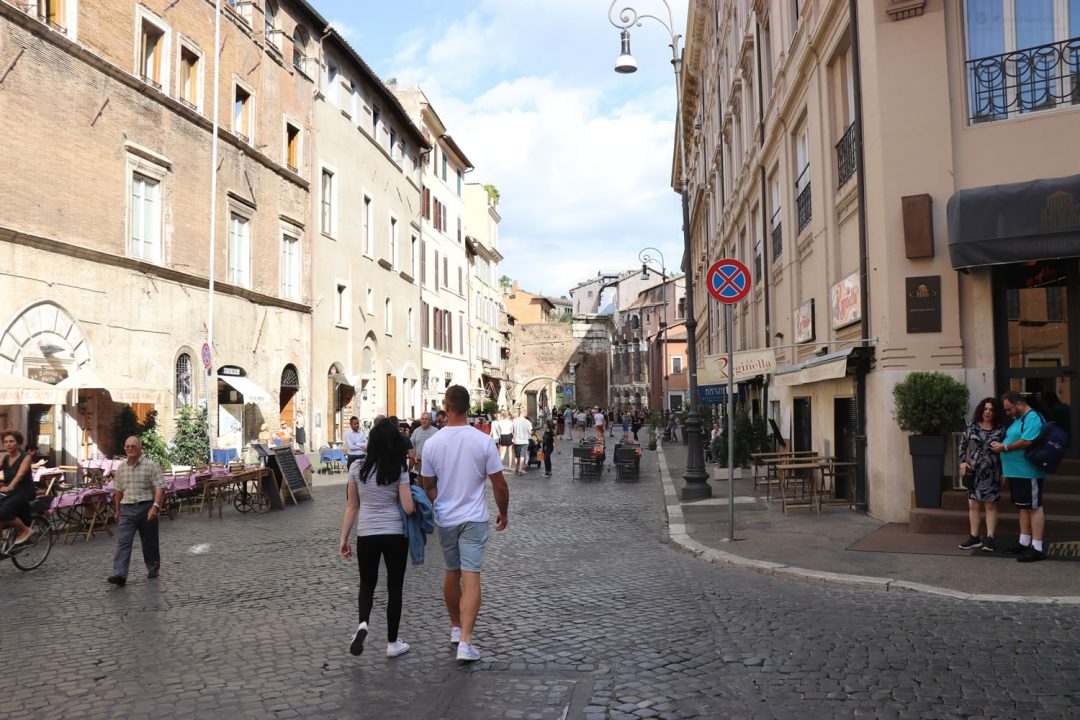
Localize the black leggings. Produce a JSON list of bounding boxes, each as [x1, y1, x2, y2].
[[356, 534, 408, 641], [543, 448, 553, 473]]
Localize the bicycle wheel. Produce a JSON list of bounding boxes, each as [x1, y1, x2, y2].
[[233, 490, 253, 513], [250, 491, 270, 514], [12, 515, 54, 571]]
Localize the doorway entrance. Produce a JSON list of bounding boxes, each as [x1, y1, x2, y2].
[[793, 397, 812, 452], [993, 260, 1077, 455]]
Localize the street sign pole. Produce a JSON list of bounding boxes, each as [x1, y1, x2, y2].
[[726, 303, 735, 541]]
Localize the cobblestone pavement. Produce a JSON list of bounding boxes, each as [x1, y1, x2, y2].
[[3, 447, 1079, 719]]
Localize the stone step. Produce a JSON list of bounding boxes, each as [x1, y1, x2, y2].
[[909, 508, 1080, 536], [941, 489, 1080, 514]]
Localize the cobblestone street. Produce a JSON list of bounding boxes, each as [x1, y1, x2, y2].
[[3, 450, 1079, 719]]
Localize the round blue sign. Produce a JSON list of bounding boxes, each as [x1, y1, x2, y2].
[[706, 258, 751, 304]]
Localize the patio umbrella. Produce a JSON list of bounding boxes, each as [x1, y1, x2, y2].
[[0, 374, 66, 405], [56, 366, 162, 404]]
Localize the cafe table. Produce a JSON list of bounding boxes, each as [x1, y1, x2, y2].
[[773, 461, 826, 513]]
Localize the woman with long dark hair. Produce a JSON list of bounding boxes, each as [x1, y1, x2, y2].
[[0, 431, 35, 547], [339, 419, 416, 658], [958, 397, 1005, 552]]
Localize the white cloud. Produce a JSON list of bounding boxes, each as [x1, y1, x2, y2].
[[328, 18, 358, 41], [378, 0, 690, 296]]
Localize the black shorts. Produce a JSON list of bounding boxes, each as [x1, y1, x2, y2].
[[1008, 476, 1045, 510], [499, 434, 513, 447]]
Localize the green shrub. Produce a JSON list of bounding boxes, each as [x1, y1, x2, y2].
[[112, 404, 142, 456], [711, 406, 768, 467], [892, 371, 970, 436], [170, 404, 210, 466], [138, 410, 171, 467]]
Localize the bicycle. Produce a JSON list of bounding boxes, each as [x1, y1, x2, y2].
[[0, 497, 55, 571]]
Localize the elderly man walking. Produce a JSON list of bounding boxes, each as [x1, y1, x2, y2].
[[410, 411, 439, 476], [107, 436, 166, 587], [421, 385, 509, 662]]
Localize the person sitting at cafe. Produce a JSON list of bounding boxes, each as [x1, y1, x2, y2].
[[0, 430, 36, 547], [273, 422, 292, 446]]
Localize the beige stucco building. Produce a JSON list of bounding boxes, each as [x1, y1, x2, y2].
[[681, 0, 1080, 522], [464, 182, 509, 409], [0, 0, 322, 461]]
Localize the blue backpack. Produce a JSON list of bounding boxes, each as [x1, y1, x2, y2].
[[1022, 413, 1068, 474]]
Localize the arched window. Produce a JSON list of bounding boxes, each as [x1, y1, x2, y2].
[[385, 298, 392, 335], [292, 26, 308, 74], [264, 1, 278, 48], [176, 353, 193, 407]]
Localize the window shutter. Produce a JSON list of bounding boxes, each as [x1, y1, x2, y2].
[[434, 250, 440, 288], [423, 187, 430, 220]]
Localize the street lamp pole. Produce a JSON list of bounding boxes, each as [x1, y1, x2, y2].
[[638, 247, 667, 416], [610, 1, 711, 500]]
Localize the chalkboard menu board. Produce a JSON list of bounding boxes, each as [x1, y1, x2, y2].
[[270, 447, 312, 503]]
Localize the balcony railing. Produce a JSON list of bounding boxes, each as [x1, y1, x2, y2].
[[967, 36, 1080, 123], [835, 122, 857, 188], [771, 221, 783, 261], [796, 178, 812, 235]]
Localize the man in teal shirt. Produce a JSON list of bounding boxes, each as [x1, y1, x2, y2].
[[991, 391, 1047, 562]]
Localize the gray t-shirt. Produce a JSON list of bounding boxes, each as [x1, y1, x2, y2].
[[350, 463, 408, 537], [411, 425, 439, 460]]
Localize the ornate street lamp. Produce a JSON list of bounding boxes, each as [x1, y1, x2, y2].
[[638, 247, 668, 417], [609, 1, 711, 500]]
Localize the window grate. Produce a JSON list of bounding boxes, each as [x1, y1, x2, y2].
[[835, 122, 857, 188], [967, 36, 1080, 124]]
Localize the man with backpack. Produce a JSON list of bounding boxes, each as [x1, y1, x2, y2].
[[991, 391, 1048, 562]]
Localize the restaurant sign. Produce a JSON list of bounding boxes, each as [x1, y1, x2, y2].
[[218, 365, 246, 377], [27, 366, 68, 385], [794, 299, 815, 344], [906, 275, 942, 333], [831, 270, 861, 329], [699, 349, 777, 384]]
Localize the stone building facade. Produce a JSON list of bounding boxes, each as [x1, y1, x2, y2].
[[0, 0, 322, 461], [464, 182, 508, 410], [680, 0, 1080, 522]]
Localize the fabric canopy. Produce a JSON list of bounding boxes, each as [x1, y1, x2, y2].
[[947, 173, 1080, 269], [773, 348, 857, 388], [56, 366, 161, 404], [0, 374, 66, 405], [218, 374, 270, 404]]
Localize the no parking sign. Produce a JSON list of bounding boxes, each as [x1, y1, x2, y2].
[[706, 258, 751, 304]]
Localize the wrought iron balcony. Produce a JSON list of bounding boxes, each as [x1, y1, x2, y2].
[[771, 221, 783, 261], [967, 36, 1080, 123], [835, 122, 857, 188], [796, 181, 812, 235]]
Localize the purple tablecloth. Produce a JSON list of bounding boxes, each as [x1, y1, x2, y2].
[[50, 486, 114, 512]]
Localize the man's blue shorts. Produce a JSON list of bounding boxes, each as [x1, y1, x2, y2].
[[438, 521, 490, 572]]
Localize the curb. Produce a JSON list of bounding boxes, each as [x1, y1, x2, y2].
[[656, 445, 1080, 605]]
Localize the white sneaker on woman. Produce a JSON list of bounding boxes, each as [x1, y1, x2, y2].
[[386, 640, 410, 658]]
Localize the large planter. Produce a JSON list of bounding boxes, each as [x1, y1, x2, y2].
[[909, 434, 947, 509]]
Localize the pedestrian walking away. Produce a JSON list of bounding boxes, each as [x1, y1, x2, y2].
[[511, 409, 533, 476], [495, 411, 514, 470], [107, 436, 166, 587], [958, 397, 1004, 551], [345, 416, 368, 470], [542, 421, 559, 477], [339, 420, 417, 658], [420, 385, 509, 663], [563, 406, 574, 439], [991, 391, 1049, 562], [593, 407, 606, 439]]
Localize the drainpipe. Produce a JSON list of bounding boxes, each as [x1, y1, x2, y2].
[[755, 14, 771, 422], [849, 0, 872, 512]]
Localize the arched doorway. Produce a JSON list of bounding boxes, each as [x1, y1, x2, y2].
[[327, 362, 353, 444], [280, 364, 299, 431]]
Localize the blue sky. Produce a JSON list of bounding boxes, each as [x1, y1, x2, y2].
[[317, 0, 689, 298]]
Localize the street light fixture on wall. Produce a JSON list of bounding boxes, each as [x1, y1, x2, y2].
[[609, 0, 711, 501], [638, 247, 668, 416]]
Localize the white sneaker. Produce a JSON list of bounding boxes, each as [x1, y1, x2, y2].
[[386, 639, 410, 658], [456, 642, 481, 662], [450, 626, 462, 645], [349, 622, 368, 656]]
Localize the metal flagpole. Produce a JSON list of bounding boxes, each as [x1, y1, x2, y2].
[[726, 303, 735, 541]]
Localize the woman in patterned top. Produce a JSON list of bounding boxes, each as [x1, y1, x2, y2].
[[957, 397, 1005, 552]]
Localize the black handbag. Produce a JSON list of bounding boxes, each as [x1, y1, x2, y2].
[[961, 468, 975, 491]]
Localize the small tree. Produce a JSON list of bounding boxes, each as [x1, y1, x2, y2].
[[482, 399, 499, 415], [138, 410, 171, 467], [893, 371, 969, 436], [711, 406, 768, 466], [113, 404, 142, 456], [170, 404, 210, 466]]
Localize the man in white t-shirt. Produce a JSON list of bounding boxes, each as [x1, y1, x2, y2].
[[510, 409, 533, 476], [593, 407, 605, 439], [344, 416, 368, 470], [421, 385, 509, 664]]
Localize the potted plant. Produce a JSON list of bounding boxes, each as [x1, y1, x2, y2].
[[647, 412, 662, 451], [892, 371, 970, 509]]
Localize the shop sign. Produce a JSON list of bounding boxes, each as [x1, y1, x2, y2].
[[699, 349, 776, 384], [27, 366, 67, 385], [831, 271, 861, 329], [906, 275, 942, 333], [218, 365, 245, 377], [794, 299, 815, 344]]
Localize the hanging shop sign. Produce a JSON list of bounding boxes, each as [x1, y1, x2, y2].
[[699, 349, 777, 385], [906, 275, 942, 333], [794, 299, 815, 344], [831, 271, 861, 329]]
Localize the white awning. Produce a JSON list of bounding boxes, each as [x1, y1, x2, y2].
[[772, 348, 855, 388], [56, 366, 162, 404], [0, 374, 66, 405], [218, 375, 271, 403]]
